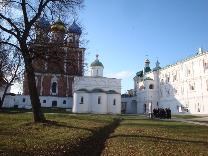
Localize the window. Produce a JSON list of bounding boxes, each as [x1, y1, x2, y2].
[[173, 75, 177, 82], [52, 82, 57, 93], [80, 97, 84, 104], [149, 84, 154, 89], [190, 84, 195, 90], [98, 96, 101, 104], [113, 99, 116, 105], [167, 77, 170, 83], [63, 100, 66, 104], [22, 98, 25, 102], [43, 100, 46, 103]]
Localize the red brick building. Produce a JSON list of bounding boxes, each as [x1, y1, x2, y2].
[[23, 18, 85, 103]]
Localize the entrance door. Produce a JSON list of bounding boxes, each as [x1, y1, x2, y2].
[[131, 100, 137, 114], [52, 101, 57, 107]]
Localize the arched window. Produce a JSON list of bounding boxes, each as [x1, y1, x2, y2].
[[98, 96, 101, 104], [63, 100, 66, 104], [113, 99, 116, 105], [149, 84, 154, 89], [80, 97, 84, 104], [52, 82, 57, 93]]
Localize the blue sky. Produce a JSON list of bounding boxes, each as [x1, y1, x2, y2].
[[79, 0, 208, 93]]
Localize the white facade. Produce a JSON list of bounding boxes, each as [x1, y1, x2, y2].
[[73, 55, 121, 114], [2, 95, 73, 109], [122, 49, 208, 115]]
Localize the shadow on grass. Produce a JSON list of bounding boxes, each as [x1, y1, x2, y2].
[[23, 120, 95, 133], [64, 118, 121, 156], [109, 134, 208, 145], [4, 118, 122, 156]]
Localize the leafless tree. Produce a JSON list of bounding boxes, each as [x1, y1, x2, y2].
[[0, 44, 22, 108], [0, 0, 84, 122]]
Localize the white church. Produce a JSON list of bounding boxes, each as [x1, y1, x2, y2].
[[122, 48, 208, 115], [73, 55, 121, 114]]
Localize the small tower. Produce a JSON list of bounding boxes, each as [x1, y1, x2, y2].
[[35, 17, 50, 43], [144, 58, 151, 73], [90, 54, 104, 77], [51, 19, 66, 43], [153, 60, 161, 71], [68, 20, 82, 47]]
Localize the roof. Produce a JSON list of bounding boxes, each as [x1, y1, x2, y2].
[[144, 77, 153, 81], [136, 70, 143, 77], [90, 55, 104, 68], [75, 89, 120, 94], [144, 67, 151, 73], [69, 20, 82, 35]]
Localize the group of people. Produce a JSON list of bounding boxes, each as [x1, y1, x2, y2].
[[152, 108, 171, 119]]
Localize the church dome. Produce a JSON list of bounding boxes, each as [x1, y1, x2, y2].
[[51, 19, 66, 32], [36, 17, 50, 29], [90, 55, 104, 68], [69, 20, 82, 35]]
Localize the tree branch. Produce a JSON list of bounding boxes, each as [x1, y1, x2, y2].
[[0, 13, 20, 36], [0, 41, 21, 51]]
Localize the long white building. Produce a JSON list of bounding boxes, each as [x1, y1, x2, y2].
[[122, 48, 208, 115]]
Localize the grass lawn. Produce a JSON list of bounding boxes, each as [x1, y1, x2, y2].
[[172, 114, 205, 119], [0, 112, 119, 155], [102, 116, 208, 156]]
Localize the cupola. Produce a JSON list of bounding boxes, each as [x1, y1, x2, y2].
[[51, 19, 66, 32], [90, 54, 104, 77], [69, 20, 82, 35]]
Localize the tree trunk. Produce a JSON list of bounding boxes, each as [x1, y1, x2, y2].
[[21, 43, 46, 122], [25, 61, 46, 122], [0, 83, 10, 109]]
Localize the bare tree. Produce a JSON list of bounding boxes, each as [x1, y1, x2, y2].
[[0, 0, 84, 122], [0, 45, 22, 108]]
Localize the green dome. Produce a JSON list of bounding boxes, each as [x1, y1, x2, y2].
[[90, 55, 104, 68]]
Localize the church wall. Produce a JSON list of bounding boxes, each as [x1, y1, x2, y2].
[[42, 75, 51, 96], [91, 93, 107, 114], [72, 92, 90, 113], [107, 94, 121, 114]]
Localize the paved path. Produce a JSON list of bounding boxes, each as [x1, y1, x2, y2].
[[171, 116, 208, 126]]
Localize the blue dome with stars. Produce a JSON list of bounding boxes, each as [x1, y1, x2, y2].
[[69, 20, 82, 35]]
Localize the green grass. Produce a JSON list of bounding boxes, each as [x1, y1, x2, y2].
[[0, 112, 118, 155], [101, 116, 208, 156], [1, 111, 208, 156]]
